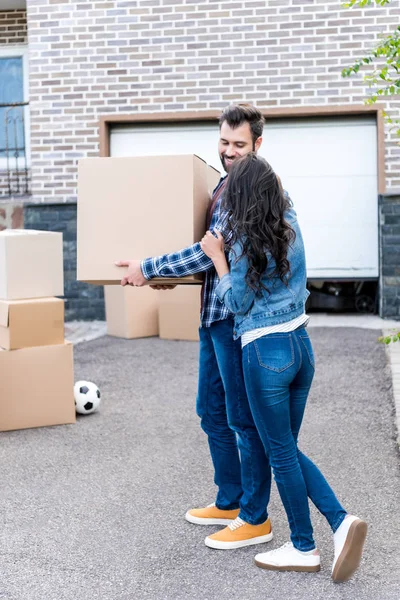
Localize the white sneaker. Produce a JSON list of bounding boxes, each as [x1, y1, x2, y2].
[[255, 541, 321, 573], [332, 515, 368, 583]]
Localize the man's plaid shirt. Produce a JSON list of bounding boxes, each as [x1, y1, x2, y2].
[[141, 177, 232, 328]]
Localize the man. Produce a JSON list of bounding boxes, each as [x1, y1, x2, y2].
[[116, 105, 273, 550]]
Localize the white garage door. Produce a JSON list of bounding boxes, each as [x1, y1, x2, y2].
[[110, 117, 378, 279]]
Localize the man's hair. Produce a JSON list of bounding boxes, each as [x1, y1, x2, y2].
[[219, 104, 265, 144]]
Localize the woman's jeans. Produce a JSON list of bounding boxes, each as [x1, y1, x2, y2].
[[243, 327, 347, 551], [197, 318, 272, 525]]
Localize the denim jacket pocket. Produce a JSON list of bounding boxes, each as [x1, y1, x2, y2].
[[298, 333, 315, 369], [254, 335, 295, 373]]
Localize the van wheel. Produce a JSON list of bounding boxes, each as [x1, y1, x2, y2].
[[355, 295, 375, 314]]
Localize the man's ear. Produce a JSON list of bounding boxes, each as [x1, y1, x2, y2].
[[254, 136, 262, 152]]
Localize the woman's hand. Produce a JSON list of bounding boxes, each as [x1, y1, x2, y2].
[[200, 229, 225, 260], [200, 230, 229, 279]]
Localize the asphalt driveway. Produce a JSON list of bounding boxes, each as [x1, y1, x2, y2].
[[0, 327, 399, 600]]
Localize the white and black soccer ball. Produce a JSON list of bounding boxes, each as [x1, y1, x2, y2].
[[74, 380, 101, 415]]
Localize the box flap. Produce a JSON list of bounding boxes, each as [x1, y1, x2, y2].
[[0, 229, 56, 237], [19, 297, 63, 306], [79, 154, 206, 164], [0, 298, 64, 335], [0, 300, 10, 328]]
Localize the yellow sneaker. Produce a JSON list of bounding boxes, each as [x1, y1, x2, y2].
[[205, 517, 273, 549], [185, 503, 240, 525]]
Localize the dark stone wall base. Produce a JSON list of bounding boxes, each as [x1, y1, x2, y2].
[[379, 193, 400, 319], [23, 203, 105, 321]]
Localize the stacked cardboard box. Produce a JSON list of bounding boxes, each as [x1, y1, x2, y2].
[[0, 230, 76, 432], [104, 285, 202, 341], [159, 286, 201, 342], [104, 285, 159, 339]]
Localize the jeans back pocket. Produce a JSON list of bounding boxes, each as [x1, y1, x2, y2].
[[253, 334, 295, 373]]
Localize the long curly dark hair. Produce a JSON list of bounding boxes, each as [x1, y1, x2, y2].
[[223, 153, 296, 294]]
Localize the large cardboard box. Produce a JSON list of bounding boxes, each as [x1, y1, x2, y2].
[[159, 286, 201, 341], [0, 342, 75, 432], [0, 229, 64, 300], [0, 297, 64, 350], [77, 155, 220, 286], [104, 285, 159, 338]]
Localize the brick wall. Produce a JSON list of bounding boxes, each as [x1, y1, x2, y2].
[[24, 0, 400, 207], [379, 192, 400, 319], [0, 168, 30, 198], [0, 9, 27, 44]]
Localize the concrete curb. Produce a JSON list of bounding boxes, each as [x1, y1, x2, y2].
[[383, 327, 400, 446], [64, 320, 107, 344]]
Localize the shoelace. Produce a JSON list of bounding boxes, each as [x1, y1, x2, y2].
[[268, 542, 293, 555], [228, 517, 246, 531]]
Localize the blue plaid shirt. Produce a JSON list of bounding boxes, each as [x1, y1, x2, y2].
[[141, 177, 232, 328]]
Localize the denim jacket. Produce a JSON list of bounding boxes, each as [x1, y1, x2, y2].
[[215, 207, 309, 340]]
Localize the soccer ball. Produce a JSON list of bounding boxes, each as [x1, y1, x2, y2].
[[74, 380, 101, 415]]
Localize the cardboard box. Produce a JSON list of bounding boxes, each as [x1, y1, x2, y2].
[[159, 286, 201, 341], [0, 229, 64, 300], [105, 285, 159, 339], [0, 297, 65, 350], [0, 342, 75, 432], [77, 155, 220, 286]]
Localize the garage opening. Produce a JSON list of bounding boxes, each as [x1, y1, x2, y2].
[[110, 115, 379, 314]]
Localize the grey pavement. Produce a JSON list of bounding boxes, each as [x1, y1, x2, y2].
[[1, 327, 400, 600]]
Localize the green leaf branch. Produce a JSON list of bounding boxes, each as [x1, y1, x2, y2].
[[342, 1, 400, 135], [378, 331, 400, 344]]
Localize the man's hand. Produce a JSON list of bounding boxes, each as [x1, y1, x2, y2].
[[149, 284, 177, 290], [200, 229, 225, 260], [115, 260, 146, 287]]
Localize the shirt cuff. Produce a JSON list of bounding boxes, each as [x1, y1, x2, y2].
[[140, 257, 158, 280], [215, 273, 232, 303]]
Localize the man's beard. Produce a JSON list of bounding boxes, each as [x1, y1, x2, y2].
[[220, 143, 255, 172], [220, 154, 231, 173]]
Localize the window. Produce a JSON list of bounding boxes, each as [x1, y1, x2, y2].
[[0, 46, 29, 168]]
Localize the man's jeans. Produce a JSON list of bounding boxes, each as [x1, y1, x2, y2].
[[243, 327, 347, 551], [196, 318, 271, 525]]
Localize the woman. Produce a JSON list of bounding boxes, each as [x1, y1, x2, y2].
[[200, 153, 367, 582]]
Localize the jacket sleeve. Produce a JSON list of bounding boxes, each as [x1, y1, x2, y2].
[[141, 242, 214, 279], [215, 251, 255, 315]]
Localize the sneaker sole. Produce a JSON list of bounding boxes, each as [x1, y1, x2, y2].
[[255, 559, 320, 573], [185, 512, 238, 526], [332, 519, 368, 583], [205, 531, 273, 550]]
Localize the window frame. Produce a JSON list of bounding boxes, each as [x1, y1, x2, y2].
[[0, 44, 30, 170]]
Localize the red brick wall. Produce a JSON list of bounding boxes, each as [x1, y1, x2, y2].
[[0, 203, 23, 230]]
